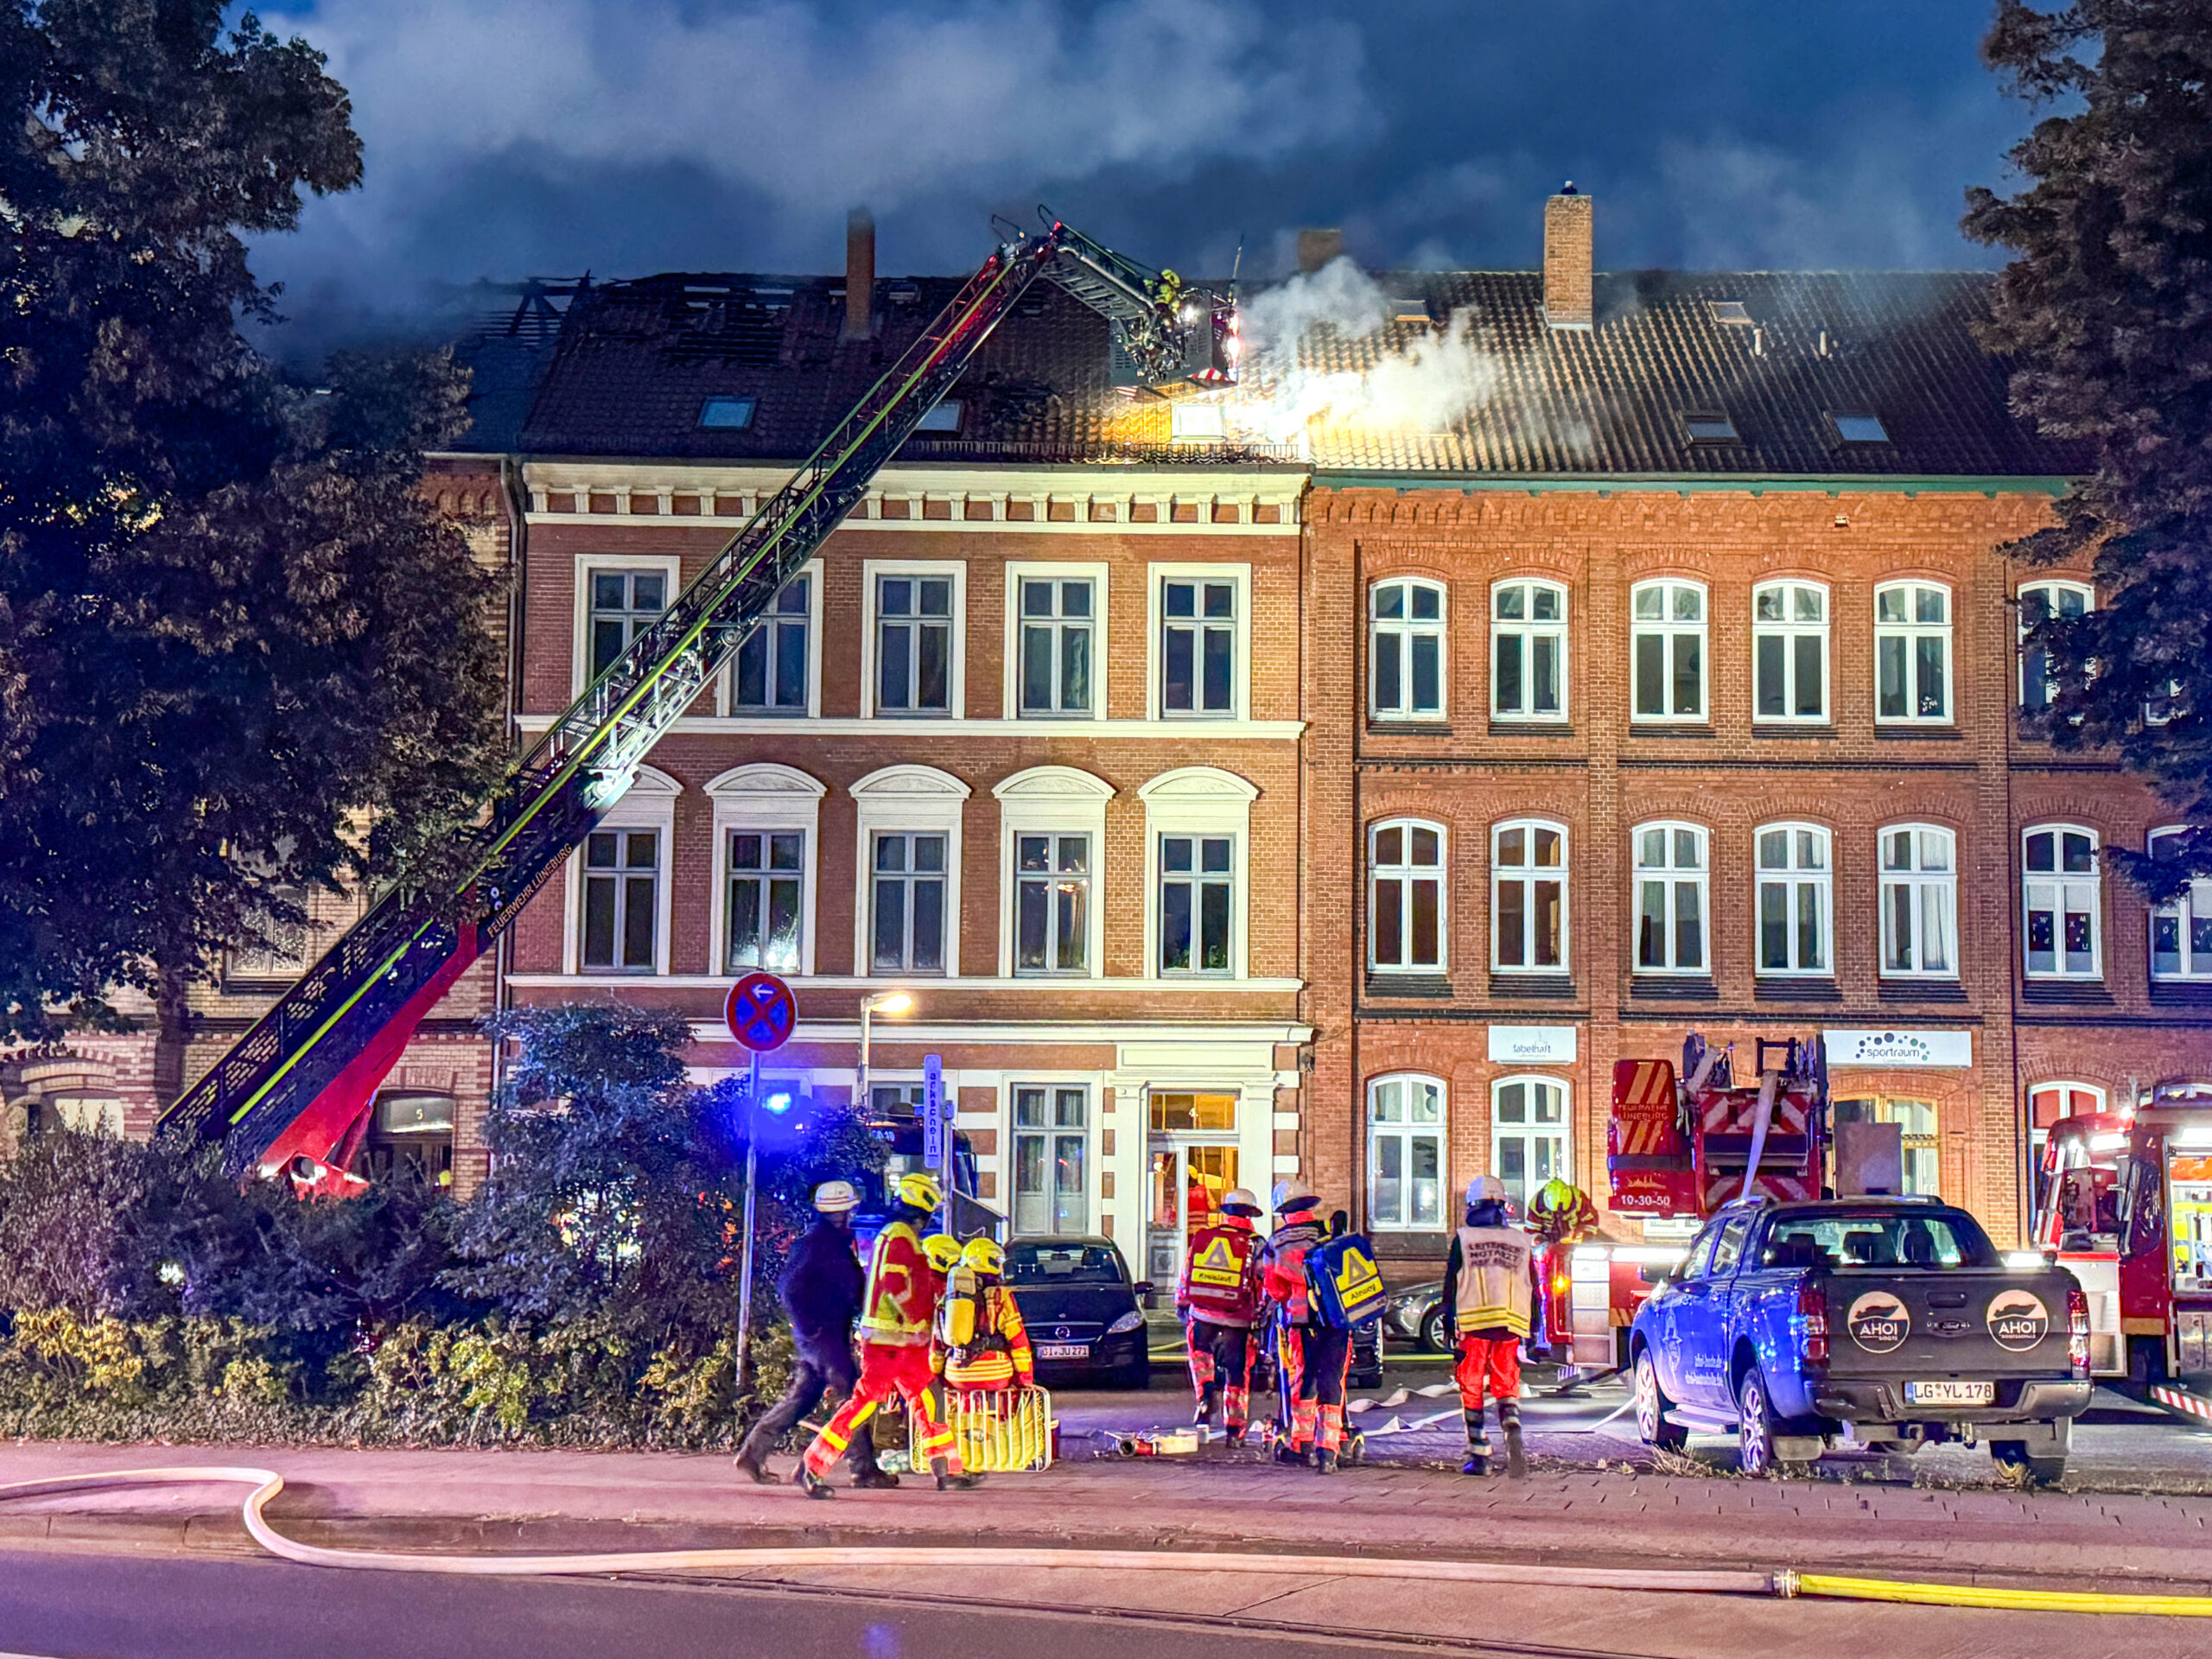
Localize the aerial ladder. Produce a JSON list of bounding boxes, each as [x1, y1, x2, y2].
[[156, 216, 1237, 1195]]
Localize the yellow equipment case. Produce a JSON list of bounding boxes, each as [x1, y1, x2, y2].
[[915, 1386, 1053, 1472]]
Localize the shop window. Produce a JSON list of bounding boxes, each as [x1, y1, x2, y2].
[[1491, 1077, 1567, 1211], [1012, 1085, 1090, 1236], [1834, 1096, 1938, 1195], [1368, 1076, 1445, 1230], [1149, 1091, 1236, 1132]]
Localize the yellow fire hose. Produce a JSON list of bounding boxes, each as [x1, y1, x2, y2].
[[3, 1467, 2210, 1617]]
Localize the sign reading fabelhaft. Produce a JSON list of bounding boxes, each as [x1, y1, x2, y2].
[[1823, 1028, 1973, 1069], [1487, 1026, 1577, 1065]]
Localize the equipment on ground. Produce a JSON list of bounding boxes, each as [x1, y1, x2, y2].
[[925, 1387, 1055, 1473], [156, 216, 1238, 1197]]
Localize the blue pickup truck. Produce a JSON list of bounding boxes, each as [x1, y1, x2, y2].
[[1630, 1197, 2092, 1481]]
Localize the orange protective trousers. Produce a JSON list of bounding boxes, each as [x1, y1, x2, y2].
[[1454, 1333, 1522, 1409], [803, 1340, 957, 1477]]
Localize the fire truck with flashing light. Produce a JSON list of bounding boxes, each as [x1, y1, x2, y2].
[[1567, 1031, 1831, 1371], [2031, 1082, 2212, 1415]]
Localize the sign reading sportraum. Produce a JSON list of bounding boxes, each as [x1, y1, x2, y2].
[[1486, 1025, 1577, 1065], [1823, 1028, 1974, 1069]]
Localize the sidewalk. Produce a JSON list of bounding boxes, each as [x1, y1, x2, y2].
[[4, 1433, 2212, 1596]]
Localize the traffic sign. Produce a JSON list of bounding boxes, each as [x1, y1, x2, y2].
[[724, 972, 797, 1054], [922, 1053, 945, 1168]]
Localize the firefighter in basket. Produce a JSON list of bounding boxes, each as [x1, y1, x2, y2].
[[1526, 1176, 1599, 1358], [1259, 1182, 1327, 1463], [1177, 1185, 1264, 1440], [1444, 1176, 1532, 1479], [798, 1173, 967, 1497]]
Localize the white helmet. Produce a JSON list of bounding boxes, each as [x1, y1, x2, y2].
[[813, 1180, 860, 1214], [1465, 1175, 1509, 1207]]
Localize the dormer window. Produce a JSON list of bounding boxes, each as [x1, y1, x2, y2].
[[1831, 411, 1889, 444], [698, 397, 756, 429], [1681, 410, 1738, 444]]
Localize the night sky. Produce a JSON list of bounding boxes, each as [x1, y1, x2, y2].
[[250, 1, 2032, 354]]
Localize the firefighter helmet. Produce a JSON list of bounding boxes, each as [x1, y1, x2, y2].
[[921, 1233, 963, 1272], [812, 1179, 860, 1214], [896, 1171, 944, 1212], [1219, 1186, 1262, 1217], [1270, 1179, 1320, 1215], [1466, 1174, 1509, 1207], [960, 1236, 1005, 1275]]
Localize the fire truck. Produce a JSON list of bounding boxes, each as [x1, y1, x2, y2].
[[2031, 1083, 2212, 1415], [1567, 1032, 1831, 1370]]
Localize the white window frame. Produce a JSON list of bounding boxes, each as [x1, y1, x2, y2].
[[1633, 820, 1710, 976], [850, 765, 969, 978], [992, 766, 1114, 979], [1491, 818, 1569, 975], [1491, 1075, 1570, 1205], [1138, 766, 1257, 980], [1369, 819, 1446, 973], [861, 559, 968, 719], [1754, 821, 1833, 976], [572, 554, 681, 698], [727, 558, 822, 717], [1370, 575, 1448, 721], [1874, 579, 1955, 726], [1630, 577, 1708, 722], [1004, 560, 1109, 720], [708, 764, 826, 977], [562, 764, 680, 975], [2018, 578, 2093, 714], [1010, 1081, 1095, 1236], [1147, 563, 1250, 721], [1878, 823, 1960, 981], [1751, 578, 1830, 724], [1491, 576, 1569, 723], [2023, 823, 2102, 981], [2149, 826, 2212, 982], [1367, 1075, 1446, 1232]]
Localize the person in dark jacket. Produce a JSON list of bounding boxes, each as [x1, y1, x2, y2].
[[732, 1180, 895, 1487]]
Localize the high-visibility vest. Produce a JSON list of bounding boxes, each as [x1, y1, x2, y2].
[[1179, 1221, 1262, 1325], [940, 1278, 1033, 1389], [1452, 1224, 1534, 1338], [859, 1218, 936, 1345]]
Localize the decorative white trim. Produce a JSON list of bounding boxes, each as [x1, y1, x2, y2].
[[1001, 559, 1110, 721], [1146, 562, 1252, 723], [513, 713, 1305, 741], [707, 763, 827, 977], [851, 765, 971, 979], [1140, 766, 1257, 982], [571, 554, 683, 700], [561, 763, 682, 976], [512, 974, 1306, 995], [861, 559, 969, 720], [993, 766, 1115, 979]]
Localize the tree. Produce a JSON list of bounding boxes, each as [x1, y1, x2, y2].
[[1965, 0, 2212, 887], [0, 2, 505, 1039]]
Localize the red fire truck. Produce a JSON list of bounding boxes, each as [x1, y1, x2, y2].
[[2031, 1083, 2212, 1414], [1568, 1032, 1830, 1370]]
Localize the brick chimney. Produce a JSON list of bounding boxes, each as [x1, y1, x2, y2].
[[842, 207, 874, 341], [1296, 227, 1344, 274], [1542, 184, 1593, 330]]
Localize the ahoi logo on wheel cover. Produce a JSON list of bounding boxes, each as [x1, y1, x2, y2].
[[1986, 1289, 2050, 1352], [1846, 1291, 1910, 1355]]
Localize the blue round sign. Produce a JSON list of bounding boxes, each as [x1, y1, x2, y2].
[[724, 972, 797, 1053]]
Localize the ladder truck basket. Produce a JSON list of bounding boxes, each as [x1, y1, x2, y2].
[[920, 1386, 1054, 1473]]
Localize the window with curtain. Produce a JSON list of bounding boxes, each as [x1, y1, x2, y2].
[[1879, 824, 1957, 978], [1756, 823, 1832, 975], [1491, 578, 1567, 721], [1875, 581, 1952, 723], [2023, 826, 2101, 978], [1751, 580, 1828, 722], [1368, 1077, 1445, 1230], [1370, 821, 1444, 970], [1491, 821, 1567, 972], [1635, 823, 1708, 973], [1630, 579, 1707, 721], [1371, 578, 1446, 719]]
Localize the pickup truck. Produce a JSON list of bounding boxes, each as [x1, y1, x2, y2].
[[1629, 1197, 2092, 1481]]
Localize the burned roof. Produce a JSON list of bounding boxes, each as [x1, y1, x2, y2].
[[505, 265, 2080, 480]]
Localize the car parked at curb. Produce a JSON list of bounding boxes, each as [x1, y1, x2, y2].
[[1004, 1236, 1151, 1390], [1382, 1279, 1450, 1352]]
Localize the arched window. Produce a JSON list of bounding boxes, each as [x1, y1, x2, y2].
[[1370, 577, 1446, 719], [1368, 1076, 1446, 1230], [1751, 579, 1829, 722], [1630, 578, 1707, 721], [1874, 580, 1953, 724], [2018, 579, 2092, 714], [2023, 825, 2101, 979], [1755, 823, 1832, 975], [1491, 577, 1567, 721], [1370, 821, 1445, 971], [1491, 1076, 1568, 1209], [2149, 827, 2212, 981], [1879, 824, 1957, 979], [1491, 820, 1567, 973], [1634, 822, 1708, 973]]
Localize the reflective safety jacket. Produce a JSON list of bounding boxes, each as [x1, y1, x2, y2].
[[1528, 1180, 1601, 1246], [937, 1267, 1034, 1389], [1178, 1216, 1262, 1328], [1260, 1212, 1327, 1326], [1445, 1222, 1535, 1339], [859, 1216, 940, 1347]]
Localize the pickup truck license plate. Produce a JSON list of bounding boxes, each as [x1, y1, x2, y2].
[[1036, 1343, 1089, 1360], [1904, 1380, 1995, 1407]]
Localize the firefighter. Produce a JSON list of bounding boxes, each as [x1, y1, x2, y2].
[[1302, 1215, 1386, 1474], [1444, 1176, 1532, 1478], [1527, 1176, 1600, 1357], [1154, 267, 1185, 313], [1176, 1185, 1264, 1440], [939, 1235, 1033, 1393], [798, 1172, 963, 1497], [1259, 1180, 1326, 1463], [732, 1180, 895, 1488]]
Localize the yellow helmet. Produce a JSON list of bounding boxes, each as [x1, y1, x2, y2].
[[896, 1171, 944, 1212], [921, 1233, 963, 1272], [961, 1236, 1005, 1275]]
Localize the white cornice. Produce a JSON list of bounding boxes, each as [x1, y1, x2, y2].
[[511, 713, 1305, 741]]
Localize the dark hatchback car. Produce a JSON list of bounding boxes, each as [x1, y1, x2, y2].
[[1005, 1236, 1152, 1389]]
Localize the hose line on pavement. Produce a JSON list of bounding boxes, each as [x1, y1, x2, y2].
[[6, 1467, 2212, 1617]]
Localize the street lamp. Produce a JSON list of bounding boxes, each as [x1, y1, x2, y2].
[[855, 990, 913, 1120]]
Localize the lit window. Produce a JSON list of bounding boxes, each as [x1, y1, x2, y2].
[[914, 401, 963, 433], [2018, 580, 2092, 714], [1019, 577, 1095, 716], [1492, 578, 1567, 721], [872, 831, 948, 974], [1013, 1085, 1090, 1236], [1635, 823, 1708, 973], [1368, 1077, 1445, 1230], [1370, 578, 1446, 719], [734, 574, 809, 712], [698, 396, 757, 429], [1492, 1077, 1567, 1211], [1370, 821, 1444, 971], [582, 830, 659, 972], [1630, 579, 1707, 721], [587, 568, 666, 684], [1160, 835, 1233, 975], [1161, 578, 1236, 716], [876, 574, 953, 713], [1492, 820, 1567, 973], [2150, 828, 2212, 981], [1875, 581, 1952, 724], [727, 830, 804, 974], [2024, 826, 2101, 979], [1830, 411, 1889, 444], [1880, 824, 1957, 979], [1756, 823, 1831, 975], [1014, 833, 1090, 976], [1752, 580, 1828, 722]]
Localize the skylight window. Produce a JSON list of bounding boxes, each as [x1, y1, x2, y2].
[[1388, 296, 1432, 327], [698, 397, 756, 429], [1170, 403, 1225, 442], [1831, 411, 1890, 444], [1707, 300, 1754, 327], [914, 400, 963, 433], [1681, 410, 1739, 444]]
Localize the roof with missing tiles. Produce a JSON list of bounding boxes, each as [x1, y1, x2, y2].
[[494, 264, 2081, 481]]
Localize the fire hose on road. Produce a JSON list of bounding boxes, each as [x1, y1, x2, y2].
[[3, 1466, 2211, 1618]]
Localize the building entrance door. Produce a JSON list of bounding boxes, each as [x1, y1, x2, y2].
[[1147, 1141, 1240, 1287]]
